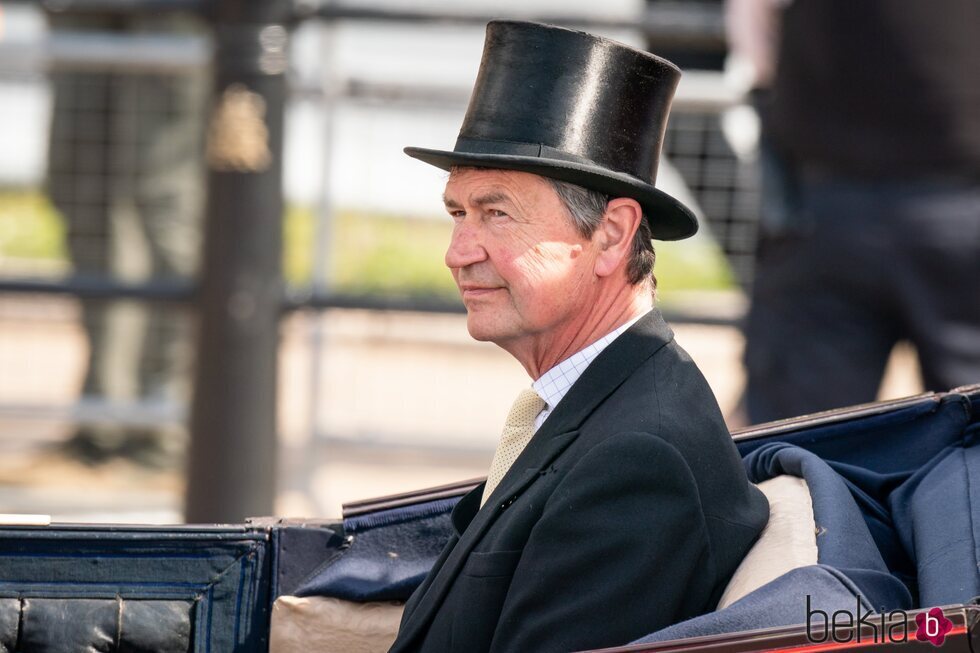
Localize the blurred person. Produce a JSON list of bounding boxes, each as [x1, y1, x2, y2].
[[723, 0, 796, 242], [742, 0, 980, 423], [45, 9, 207, 468], [724, 0, 780, 92], [390, 21, 768, 653]]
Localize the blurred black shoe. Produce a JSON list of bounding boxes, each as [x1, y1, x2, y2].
[[60, 426, 185, 471]]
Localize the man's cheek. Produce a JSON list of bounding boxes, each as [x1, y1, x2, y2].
[[514, 244, 574, 283], [509, 258, 550, 289]]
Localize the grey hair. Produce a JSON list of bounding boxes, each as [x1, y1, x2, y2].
[[546, 178, 657, 290]]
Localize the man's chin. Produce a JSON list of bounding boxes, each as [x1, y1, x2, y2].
[[465, 320, 496, 342], [464, 313, 510, 343]]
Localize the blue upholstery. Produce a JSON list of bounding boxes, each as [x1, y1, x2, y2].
[[737, 393, 973, 589], [632, 565, 873, 644], [294, 497, 459, 601], [633, 412, 980, 646], [736, 394, 970, 476], [744, 443, 912, 611], [889, 440, 980, 607], [963, 385, 980, 421], [631, 442, 914, 645]]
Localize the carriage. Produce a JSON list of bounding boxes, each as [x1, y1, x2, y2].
[[1, 384, 978, 652]]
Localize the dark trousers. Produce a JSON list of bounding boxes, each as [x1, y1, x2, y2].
[[46, 13, 206, 459], [47, 14, 206, 401], [744, 176, 980, 423]]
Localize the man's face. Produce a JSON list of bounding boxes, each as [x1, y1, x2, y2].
[[443, 168, 601, 350]]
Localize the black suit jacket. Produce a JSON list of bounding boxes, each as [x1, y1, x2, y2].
[[389, 310, 769, 653]]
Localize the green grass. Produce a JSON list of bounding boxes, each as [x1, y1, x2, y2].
[[0, 191, 68, 263], [284, 206, 459, 297], [1, 190, 733, 295], [656, 236, 735, 292]]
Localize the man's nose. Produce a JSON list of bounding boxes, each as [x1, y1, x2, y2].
[[445, 221, 487, 269]]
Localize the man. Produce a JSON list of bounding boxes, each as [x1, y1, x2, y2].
[[743, 0, 980, 422], [45, 8, 206, 467], [390, 21, 768, 653]]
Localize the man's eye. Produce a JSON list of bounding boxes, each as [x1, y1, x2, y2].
[[488, 209, 509, 219], [448, 210, 466, 221]]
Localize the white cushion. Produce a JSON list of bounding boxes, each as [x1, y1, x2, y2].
[[270, 595, 404, 653], [716, 475, 818, 609]]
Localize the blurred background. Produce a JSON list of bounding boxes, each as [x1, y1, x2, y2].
[[0, 0, 928, 524]]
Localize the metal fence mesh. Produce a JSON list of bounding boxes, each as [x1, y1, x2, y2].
[[663, 111, 760, 288]]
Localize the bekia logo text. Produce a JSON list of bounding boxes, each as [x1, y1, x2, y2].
[[806, 596, 953, 646]]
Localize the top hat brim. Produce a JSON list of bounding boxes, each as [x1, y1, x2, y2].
[[404, 146, 699, 241]]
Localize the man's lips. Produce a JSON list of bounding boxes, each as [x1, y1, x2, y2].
[[459, 285, 503, 299]]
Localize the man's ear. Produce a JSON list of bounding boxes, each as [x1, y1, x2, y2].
[[594, 198, 643, 278]]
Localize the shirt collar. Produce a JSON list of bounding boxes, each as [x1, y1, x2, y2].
[[532, 308, 651, 418]]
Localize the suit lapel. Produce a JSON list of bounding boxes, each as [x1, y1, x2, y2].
[[391, 309, 674, 652], [391, 462, 566, 651]]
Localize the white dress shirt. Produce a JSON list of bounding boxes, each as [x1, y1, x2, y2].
[[531, 309, 651, 431]]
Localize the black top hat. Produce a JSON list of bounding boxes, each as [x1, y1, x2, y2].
[[405, 21, 698, 241]]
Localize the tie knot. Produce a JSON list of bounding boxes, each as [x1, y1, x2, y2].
[[505, 388, 545, 430]]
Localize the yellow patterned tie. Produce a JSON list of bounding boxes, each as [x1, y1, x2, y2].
[[481, 388, 546, 507]]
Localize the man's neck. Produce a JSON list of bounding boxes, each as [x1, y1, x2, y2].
[[503, 287, 653, 380]]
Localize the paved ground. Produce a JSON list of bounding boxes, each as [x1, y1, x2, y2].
[[0, 294, 923, 523]]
